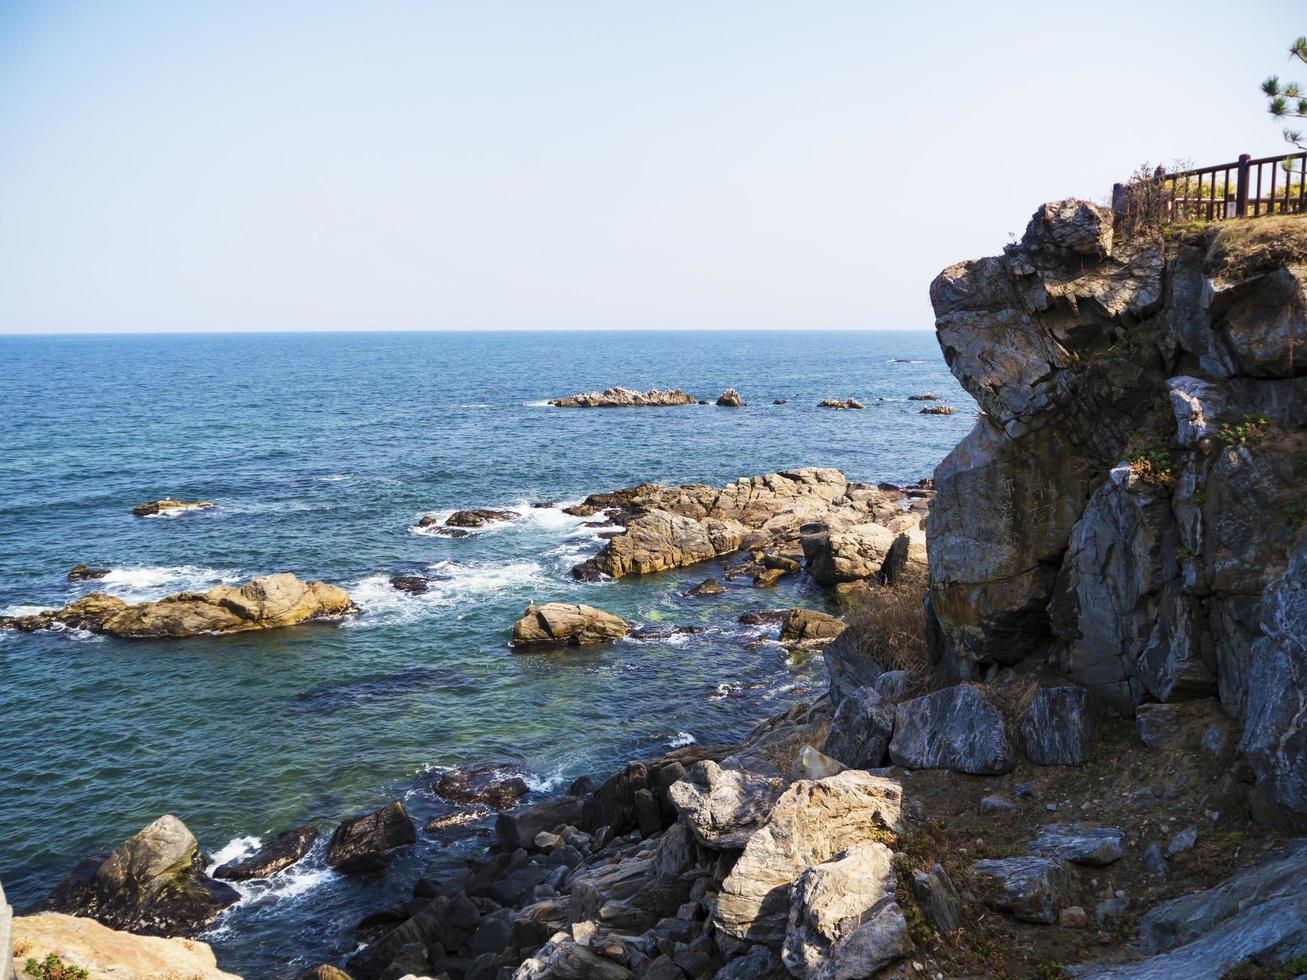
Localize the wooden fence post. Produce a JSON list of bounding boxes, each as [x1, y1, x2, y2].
[[1236, 154, 1251, 218]]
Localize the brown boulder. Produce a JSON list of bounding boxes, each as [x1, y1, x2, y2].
[[510, 603, 629, 647]]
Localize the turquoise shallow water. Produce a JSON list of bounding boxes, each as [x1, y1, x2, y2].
[[0, 329, 972, 977]]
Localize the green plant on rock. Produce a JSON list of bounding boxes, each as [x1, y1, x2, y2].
[[1219, 415, 1271, 446], [1128, 436, 1176, 488], [25, 954, 90, 980]]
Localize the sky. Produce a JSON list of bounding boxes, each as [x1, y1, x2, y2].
[[0, 1, 1301, 333]]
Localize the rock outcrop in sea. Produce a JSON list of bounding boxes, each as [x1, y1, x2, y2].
[[510, 603, 630, 648], [549, 387, 699, 408], [0, 572, 358, 638], [131, 498, 215, 517]]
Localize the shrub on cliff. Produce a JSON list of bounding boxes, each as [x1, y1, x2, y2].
[[841, 571, 931, 679]]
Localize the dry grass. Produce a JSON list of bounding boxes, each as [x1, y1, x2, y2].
[[1208, 213, 1307, 281], [840, 570, 934, 689]]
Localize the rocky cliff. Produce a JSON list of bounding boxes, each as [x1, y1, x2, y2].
[[927, 201, 1307, 830]]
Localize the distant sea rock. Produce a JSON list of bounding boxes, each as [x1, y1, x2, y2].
[[0, 572, 358, 638], [716, 388, 744, 407], [818, 398, 865, 410], [548, 386, 699, 408], [131, 498, 215, 517]]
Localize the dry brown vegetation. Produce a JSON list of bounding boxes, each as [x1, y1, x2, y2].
[[1207, 213, 1307, 280], [838, 569, 932, 678]]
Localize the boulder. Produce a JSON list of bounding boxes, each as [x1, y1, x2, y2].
[[969, 855, 1071, 924], [496, 796, 584, 850], [667, 761, 785, 850], [568, 847, 691, 933], [823, 624, 884, 704], [821, 686, 894, 769], [11, 912, 241, 979], [388, 575, 428, 595], [801, 523, 898, 586], [909, 864, 962, 933], [513, 934, 635, 978], [443, 508, 519, 528], [1020, 686, 1095, 765], [716, 388, 744, 407], [573, 510, 748, 579], [131, 499, 214, 517], [213, 826, 318, 880], [889, 685, 1017, 775], [549, 386, 698, 408], [510, 603, 629, 648], [41, 815, 239, 937], [1072, 840, 1307, 979], [782, 842, 912, 979], [686, 578, 725, 597], [715, 771, 904, 944], [434, 763, 531, 809], [2, 574, 358, 638], [714, 945, 787, 979], [778, 609, 846, 645], [1029, 824, 1125, 867], [325, 802, 415, 873], [67, 564, 108, 581]]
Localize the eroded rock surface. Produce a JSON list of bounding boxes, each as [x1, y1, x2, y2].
[[510, 603, 629, 647], [12, 912, 241, 979]]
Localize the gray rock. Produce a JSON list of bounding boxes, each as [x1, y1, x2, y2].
[[1014, 780, 1041, 800], [1095, 897, 1130, 925], [889, 685, 1018, 775], [513, 934, 635, 979], [712, 945, 786, 979], [823, 622, 883, 704], [1165, 826, 1197, 858], [1142, 842, 1166, 875], [326, 801, 416, 874], [872, 670, 920, 703], [496, 795, 584, 850], [979, 795, 1016, 815], [783, 842, 912, 979], [910, 863, 962, 933], [1071, 841, 1307, 979], [970, 855, 1071, 924], [568, 850, 690, 934], [821, 685, 895, 769], [667, 761, 785, 850], [715, 772, 904, 945], [1020, 686, 1095, 765], [1030, 824, 1125, 866], [214, 825, 318, 880]]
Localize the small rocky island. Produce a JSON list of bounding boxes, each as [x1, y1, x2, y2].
[[131, 498, 215, 517], [0, 572, 357, 638], [548, 387, 699, 408]]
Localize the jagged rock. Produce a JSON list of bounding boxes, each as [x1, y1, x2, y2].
[[911, 863, 962, 933], [67, 563, 109, 581], [782, 842, 912, 979], [1, 573, 357, 638], [969, 855, 1071, 924], [443, 508, 519, 528], [496, 796, 584, 850], [326, 801, 415, 873], [1020, 686, 1095, 765], [12, 912, 241, 979], [549, 386, 699, 408], [715, 771, 904, 944], [801, 522, 898, 585], [889, 685, 1018, 775], [574, 510, 748, 579], [821, 685, 894, 768], [1029, 824, 1125, 866], [1142, 842, 1166, 876], [823, 624, 884, 704], [568, 845, 691, 933], [778, 609, 846, 644], [513, 933, 635, 978], [667, 761, 785, 849], [686, 578, 725, 596], [213, 826, 318, 880], [131, 498, 214, 517], [434, 763, 531, 809], [41, 815, 239, 937], [716, 389, 744, 407], [1072, 840, 1307, 978], [510, 603, 629, 647], [1134, 700, 1223, 749]]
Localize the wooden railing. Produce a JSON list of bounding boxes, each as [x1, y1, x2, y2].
[[1114, 151, 1307, 223]]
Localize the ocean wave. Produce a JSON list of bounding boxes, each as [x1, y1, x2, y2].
[[344, 560, 549, 627], [522, 399, 553, 408], [667, 731, 696, 748], [93, 565, 241, 602], [202, 835, 336, 919]]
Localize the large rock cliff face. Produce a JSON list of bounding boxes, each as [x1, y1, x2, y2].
[[927, 202, 1307, 830]]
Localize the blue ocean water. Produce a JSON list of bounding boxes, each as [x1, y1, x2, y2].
[[0, 329, 972, 977]]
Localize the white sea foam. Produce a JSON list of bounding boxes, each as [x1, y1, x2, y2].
[[667, 731, 696, 748], [95, 565, 241, 602], [523, 767, 569, 793], [345, 560, 549, 627], [201, 835, 336, 919], [1, 604, 47, 617], [206, 835, 262, 873], [459, 403, 495, 409], [523, 399, 553, 407]]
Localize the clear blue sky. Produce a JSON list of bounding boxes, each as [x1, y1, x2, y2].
[[0, 1, 1299, 333]]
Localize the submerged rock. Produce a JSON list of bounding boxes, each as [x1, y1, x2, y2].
[[444, 508, 519, 528], [510, 602, 629, 647], [41, 814, 239, 936], [12, 912, 241, 979], [325, 801, 416, 874], [213, 826, 319, 881], [686, 577, 725, 596], [817, 398, 864, 410], [67, 563, 109, 581], [549, 386, 699, 408], [889, 685, 1018, 775], [131, 498, 214, 517], [919, 405, 955, 415], [0, 573, 357, 638], [783, 842, 912, 979], [388, 574, 428, 595], [433, 763, 531, 810]]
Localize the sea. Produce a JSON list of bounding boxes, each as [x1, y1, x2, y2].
[[0, 329, 973, 977]]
